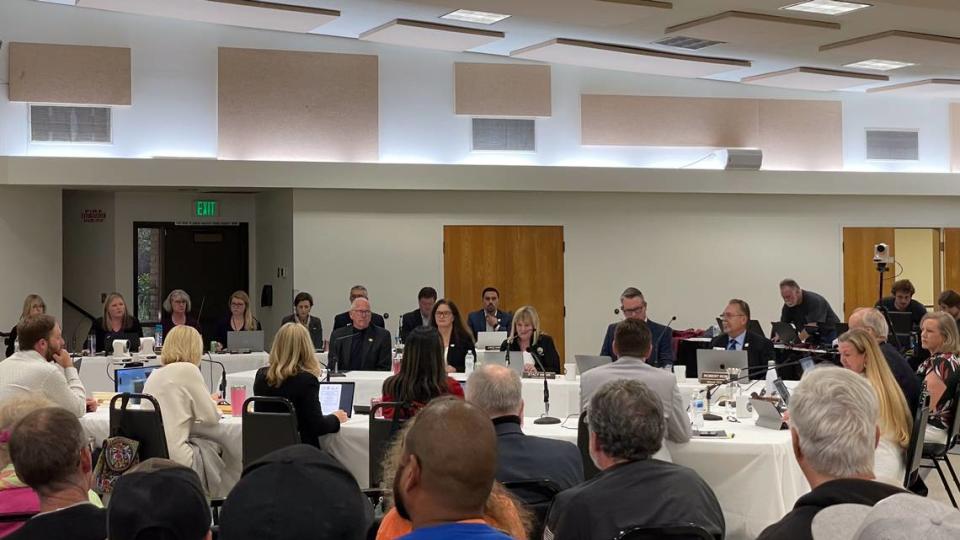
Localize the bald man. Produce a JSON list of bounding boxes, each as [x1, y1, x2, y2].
[[392, 398, 511, 540], [328, 298, 392, 371]]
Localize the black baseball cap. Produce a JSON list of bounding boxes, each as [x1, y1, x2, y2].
[[108, 459, 210, 540]]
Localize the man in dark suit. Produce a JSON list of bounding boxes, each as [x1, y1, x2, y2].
[[599, 287, 673, 368], [848, 307, 922, 408], [710, 299, 775, 380], [332, 285, 385, 331], [328, 298, 392, 371], [399, 287, 437, 343], [467, 287, 513, 339]]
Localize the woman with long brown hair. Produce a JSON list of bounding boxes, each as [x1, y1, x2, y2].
[[430, 299, 476, 373], [380, 326, 463, 418]]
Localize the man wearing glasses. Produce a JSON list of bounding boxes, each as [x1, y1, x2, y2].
[[328, 297, 392, 371], [600, 288, 673, 368], [710, 299, 774, 380]]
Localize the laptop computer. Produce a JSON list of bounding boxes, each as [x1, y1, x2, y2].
[[476, 331, 507, 350], [114, 365, 158, 394], [770, 322, 799, 344], [887, 311, 913, 335], [227, 331, 265, 352], [696, 349, 748, 379], [318, 381, 356, 418], [574, 355, 612, 375], [478, 351, 525, 377]]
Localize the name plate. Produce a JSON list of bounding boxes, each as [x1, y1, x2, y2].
[[522, 372, 557, 380], [483, 346, 501, 351], [698, 371, 729, 385]]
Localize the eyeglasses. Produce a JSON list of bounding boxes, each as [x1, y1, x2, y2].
[[435, 311, 453, 318], [353, 310, 371, 316], [719, 312, 746, 319], [230, 302, 246, 308], [621, 306, 645, 315]]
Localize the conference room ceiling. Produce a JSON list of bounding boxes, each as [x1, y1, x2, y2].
[[56, 0, 960, 93]]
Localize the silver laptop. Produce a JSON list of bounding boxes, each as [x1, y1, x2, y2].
[[574, 355, 612, 375], [227, 331, 265, 352], [479, 351, 524, 376], [696, 349, 748, 379], [476, 331, 507, 350]]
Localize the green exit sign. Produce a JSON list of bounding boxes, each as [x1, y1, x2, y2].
[[195, 200, 218, 217]]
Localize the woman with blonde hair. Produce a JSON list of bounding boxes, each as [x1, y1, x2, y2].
[[919, 311, 960, 445], [837, 329, 913, 486], [5, 295, 45, 358], [214, 290, 261, 350], [500, 306, 561, 374], [89, 292, 142, 353], [253, 323, 347, 447]]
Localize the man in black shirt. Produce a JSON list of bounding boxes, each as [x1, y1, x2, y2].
[[543, 379, 724, 540], [779, 279, 840, 345], [7, 407, 105, 540], [757, 367, 906, 540], [329, 297, 392, 371], [877, 279, 927, 327]]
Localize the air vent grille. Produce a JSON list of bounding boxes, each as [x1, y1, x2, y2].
[[866, 130, 918, 161], [30, 105, 111, 143], [654, 35, 725, 50], [472, 118, 535, 152]]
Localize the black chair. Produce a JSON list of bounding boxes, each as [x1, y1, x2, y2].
[[613, 523, 715, 540], [369, 401, 411, 489], [502, 479, 561, 540], [109, 393, 169, 459], [577, 413, 601, 480], [920, 378, 960, 508], [904, 390, 930, 492], [241, 396, 300, 468], [210, 498, 225, 540], [0, 512, 37, 524]]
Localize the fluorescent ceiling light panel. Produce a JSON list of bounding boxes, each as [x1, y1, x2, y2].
[[781, 0, 871, 15], [36, 0, 78, 4], [844, 58, 914, 71], [441, 9, 510, 25]]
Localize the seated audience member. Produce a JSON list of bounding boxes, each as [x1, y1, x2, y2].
[[214, 291, 261, 350], [333, 285, 386, 331], [89, 292, 143, 353], [918, 312, 960, 445], [757, 367, 907, 540], [160, 289, 201, 339], [7, 407, 105, 540], [107, 459, 211, 540], [848, 308, 922, 407], [836, 329, 913, 486], [711, 298, 774, 380], [808, 492, 960, 539], [430, 299, 476, 373], [500, 306, 561, 374], [388, 398, 515, 540], [220, 444, 372, 540], [4, 295, 45, 359], [0, 394, 53, 536], [376, 414, 528, 540], [581, 319, 690, 456], [466, 364, 583, 490], [778, 279, 841, 346], [544, 380, 724, 540], [401, 287, 437, 344], [329, 298, 392, 371], [600, 288, 673, 368], [878, 279, 927, 327], [254, 323, 348, 447], [939, 290, 960, 325], [380, 327, 463, 419], [281, 291, 324, 351], [0, 315, 94, 418], [141, 326, 225, 494], [467, 287, 513, 339]]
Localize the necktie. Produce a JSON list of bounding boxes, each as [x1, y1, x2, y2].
[[727, 339, 738, 351]]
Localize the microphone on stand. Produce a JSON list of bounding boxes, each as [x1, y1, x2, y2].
[[504, 334, 516, 367], [653, 315, 677, 367], [327, 331, 358, 380], [701, 356, 810, 421], [529, 346, 560, 425], [202, 353, 229, 403]]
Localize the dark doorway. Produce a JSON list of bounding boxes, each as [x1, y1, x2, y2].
[[134, 222, 249, 348]]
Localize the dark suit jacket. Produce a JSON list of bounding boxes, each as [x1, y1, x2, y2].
[[281, 314, 324, 351], [328, 324, 392, 371], [600, 320, 673, 368], [500, 334, 561, 373], [445, 331, 478, 373], [252, 368, 341, 447], [467, 309, 513, 339], [493, 417, 583, 494], [399, 309, 428, 343], [332, 311, 385, 332], [879, 341, 923, 408], [709, 331, 775, 380]]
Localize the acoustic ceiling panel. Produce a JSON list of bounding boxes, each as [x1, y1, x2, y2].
[[360, 19, 504, 51], [665, 11, 840, 47], [8, 42, 131, 105], [867, 78, 960, 97], [397, 0, 671, 28], [742, 67, 887, 91], [759, 99, 842, 171], [820, 31, 960, 69], [455, 63, 552, 117]]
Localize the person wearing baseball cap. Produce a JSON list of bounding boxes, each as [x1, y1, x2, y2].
[[107, 459, 210, 540], [811, 493, 960, 539]]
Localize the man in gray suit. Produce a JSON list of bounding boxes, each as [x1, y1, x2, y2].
[[580, 319, 690, 446]]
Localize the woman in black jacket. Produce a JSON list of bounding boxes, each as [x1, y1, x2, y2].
[[430, 299, 477, 373], [500, 305, 561, 374]]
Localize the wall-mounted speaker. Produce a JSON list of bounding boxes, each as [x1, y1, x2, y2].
[[724, 148, 763, 170]]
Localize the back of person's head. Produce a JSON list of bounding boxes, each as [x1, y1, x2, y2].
[[160, 326, 203, 366], [588, 379, 664, 466], [267, 323, 320, 387], [221, 444, 371, 540], [612, 319, 652, 359], [0, 393, 54, 468], [790, 367, 878, 479], [922, 311, 960, 355], [15, 314, 56, 352], [385, 326, 448, 404], [466, 364, 522, 418], [9, 407, 88, 496], [850, 308, 889, 341], [108, 459, 210, 540]]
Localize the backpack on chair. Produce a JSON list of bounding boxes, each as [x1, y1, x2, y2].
[[92, 436, 140, 494]]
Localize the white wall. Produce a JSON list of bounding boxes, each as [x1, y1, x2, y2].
[[255, 190, 294, 344]]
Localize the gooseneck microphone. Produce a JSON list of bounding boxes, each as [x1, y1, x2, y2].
[[327, 331, 358, 378], [202, 353, 228, 400], [701, 356, 811, 421], [529, 346, 561, 425]]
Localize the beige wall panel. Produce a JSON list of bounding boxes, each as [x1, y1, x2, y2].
[[581, 95, 759, 147], [759, 100, 842, 171], [8, 42, 131, 105], [951, 103, 960, 173], [218, 47, 378, 162], [455, 63, 551, 117]]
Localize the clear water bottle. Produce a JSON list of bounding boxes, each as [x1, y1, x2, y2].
[[392, 348, 402, 374], [765, 360, 779, 395], [87, 334, 96, 355], [692, 396, 705, 430], [154, 324, 163, 348], [464, 350, 475, 376]]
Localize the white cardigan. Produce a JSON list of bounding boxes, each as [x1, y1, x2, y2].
[[0, 350, 86, 418], [142, 362, 221, 467]]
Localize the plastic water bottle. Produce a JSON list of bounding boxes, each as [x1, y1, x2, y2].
[[154, 324, 163, 347], [465, 350, 475, 376], [692, 395, 705, 430], [765, 360, 778, 395]]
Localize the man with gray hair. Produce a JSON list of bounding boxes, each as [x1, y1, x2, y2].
[[848, 307, 921, 407], [543, 379, 723, 540], [328, 297, 392, 371], [757, 367, 906, 540], [466, 365, 582, 491]]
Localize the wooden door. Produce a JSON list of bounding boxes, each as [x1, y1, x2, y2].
[[443, 226, 565, 363], [944, 229, 960, 294], [842, 227, 895, 320]]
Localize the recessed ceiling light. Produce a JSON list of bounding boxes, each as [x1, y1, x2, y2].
[[781, 0, 871, 16], [844, 59, 915, 71], [441, 9, 511, 25]]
